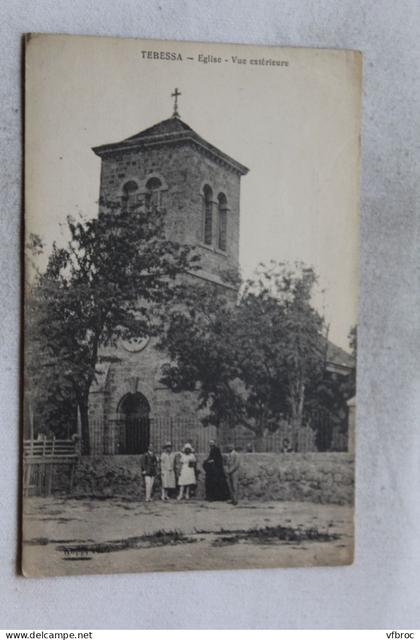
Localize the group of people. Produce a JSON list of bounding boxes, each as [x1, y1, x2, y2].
[[141, 440, 240, 505]]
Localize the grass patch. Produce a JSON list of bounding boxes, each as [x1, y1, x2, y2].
[[56, 529, 198, 555], [41, 517, 78, 523], [24, 537, 50, 546], [211, 525, 339, 547]]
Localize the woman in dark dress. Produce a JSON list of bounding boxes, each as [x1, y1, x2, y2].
[[203, 440, 230, 501]]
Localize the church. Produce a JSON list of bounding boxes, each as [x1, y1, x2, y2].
[[87, 91, 249, 455], [86, 91, 354, 456]]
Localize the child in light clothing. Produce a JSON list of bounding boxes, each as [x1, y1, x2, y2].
[[160, 441, 177, 501], [177, 443, 196, 500]]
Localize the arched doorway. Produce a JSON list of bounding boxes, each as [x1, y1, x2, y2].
[[118, 392, 150, 454]]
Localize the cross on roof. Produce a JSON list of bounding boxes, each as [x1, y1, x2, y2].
[[171, 87, 181, 117]]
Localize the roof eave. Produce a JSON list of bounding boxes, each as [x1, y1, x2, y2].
[[326, 360, 354, 375], [92, 131, 249, 176]]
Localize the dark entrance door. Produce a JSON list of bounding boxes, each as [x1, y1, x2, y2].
[[118, 392, 150, 454]]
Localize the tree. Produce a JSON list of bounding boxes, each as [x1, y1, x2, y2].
[[159, 262, 328, 448], [304, 324, 357, 450], [25, 275, 78, 439], [26, 201, 199, 453]]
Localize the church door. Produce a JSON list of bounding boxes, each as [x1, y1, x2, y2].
[[118, 392, 150, 454]]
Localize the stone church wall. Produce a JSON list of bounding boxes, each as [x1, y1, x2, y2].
[[88, 337, 204, 454]]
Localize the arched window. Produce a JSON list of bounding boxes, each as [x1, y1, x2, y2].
[[217, 193, 228, 252], [203, 185, 213, 245], [121, 180, 138, 213], [145, 177, 162, 212]]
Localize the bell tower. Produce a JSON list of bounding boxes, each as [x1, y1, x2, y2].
[[92, 91, 249, 287]]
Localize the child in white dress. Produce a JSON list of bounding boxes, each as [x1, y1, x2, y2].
[[177, 443, 196, 500]]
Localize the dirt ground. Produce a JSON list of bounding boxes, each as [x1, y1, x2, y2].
[[22, 497, 354, 576]]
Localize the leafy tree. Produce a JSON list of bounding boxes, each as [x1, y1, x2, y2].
[[159, 262, 328, 448], [25, 279, 78, 440], [26, 201, 199, 453], [305, 325, 357, 450]]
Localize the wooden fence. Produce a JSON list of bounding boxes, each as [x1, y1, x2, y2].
[[23, 438, 80, 497]]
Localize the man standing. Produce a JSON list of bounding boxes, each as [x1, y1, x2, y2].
[[142, 445, 158, 502], [225, 443, 240, 505]]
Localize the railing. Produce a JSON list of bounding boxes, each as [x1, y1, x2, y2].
[[88, 411, 347, 455], [89, 416, 218, 455], [146, 417, 218, 454], [23, 438, 80, 459]]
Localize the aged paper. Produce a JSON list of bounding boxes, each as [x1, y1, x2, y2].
[[23, 34, 361, 576]]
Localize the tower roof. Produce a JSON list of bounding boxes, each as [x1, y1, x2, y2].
[[123, 116, 194, 141], [92, 116, 249, 176]]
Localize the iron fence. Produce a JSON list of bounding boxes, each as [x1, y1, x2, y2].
[[88, 410, 347, 455]]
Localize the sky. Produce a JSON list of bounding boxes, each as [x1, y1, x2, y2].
[[26, 35, 361, 350]]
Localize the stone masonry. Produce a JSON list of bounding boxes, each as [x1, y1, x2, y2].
[[71, 453, 354, 505]]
